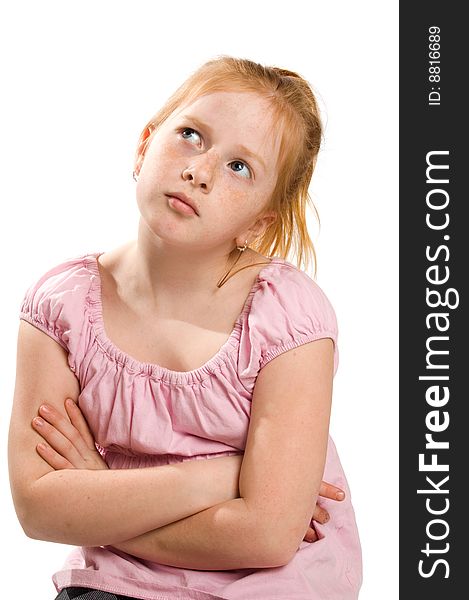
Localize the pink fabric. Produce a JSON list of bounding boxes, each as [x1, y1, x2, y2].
[[19, 252, 362, 600]]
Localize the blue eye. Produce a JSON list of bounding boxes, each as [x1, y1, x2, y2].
[[180, 127, 201, 143], [179, 127, 252, 179], [229, 160, 251, 179]]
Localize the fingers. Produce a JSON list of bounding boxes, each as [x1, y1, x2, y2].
[[36, 441, 74, 470], [32, 415, 85, 467], [312, 504, 330, 525], [64, 398, 96, 448], [39, 402, 91, 457], [318, 480, 345, 501], [303, 526, 318, 543], [64, 400, 108, 469], [305, 488, 339, 543], [32, 400, 109, 471]]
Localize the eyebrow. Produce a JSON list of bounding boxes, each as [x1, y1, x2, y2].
[[182, 114, 267, 172]]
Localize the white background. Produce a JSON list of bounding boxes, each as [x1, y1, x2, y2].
[[0, 1, 398, 598]]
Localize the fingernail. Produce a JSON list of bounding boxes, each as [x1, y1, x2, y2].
[[40, 404, 51, 414], [38, 443, 47, 451], [33, 417, 44, 427], [336, 491, 345, 500], [66, 398, 74, 407]]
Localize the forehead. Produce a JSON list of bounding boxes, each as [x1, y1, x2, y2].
[[171, 91, 283, 168]]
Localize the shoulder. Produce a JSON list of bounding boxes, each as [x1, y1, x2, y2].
[[20, 252, 99, 309], [19, 252, 101, 349], [245, 258, 339, 374], [255, 258, 338, 332]]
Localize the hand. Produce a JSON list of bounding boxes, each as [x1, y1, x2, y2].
[[30, 399, 341, 543], [31, 398, 108, 470], [303, 480, 345, 543]]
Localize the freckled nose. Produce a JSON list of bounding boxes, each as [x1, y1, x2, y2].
[[183, 151, 218, 190]]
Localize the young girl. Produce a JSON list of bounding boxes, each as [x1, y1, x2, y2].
[[8, 56, 362, 599]]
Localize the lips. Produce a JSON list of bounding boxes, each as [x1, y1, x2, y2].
[[165, 193, 199, 216]]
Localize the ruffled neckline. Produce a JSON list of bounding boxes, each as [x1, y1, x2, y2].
[[82, 251, 284, 384]]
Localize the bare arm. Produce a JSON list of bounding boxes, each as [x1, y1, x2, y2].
[[8, 321, 241, 546], [26, 330, 336, 569], [110, 339, 335, 569], [33, 394, 342, 567], [111, 483, 338, 568]]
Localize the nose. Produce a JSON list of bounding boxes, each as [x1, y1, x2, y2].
[[182, 150, 218, 192]]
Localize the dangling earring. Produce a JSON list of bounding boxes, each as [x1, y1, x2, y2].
[[216, 240, 249, 288]]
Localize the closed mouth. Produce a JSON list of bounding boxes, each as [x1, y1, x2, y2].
[[166, 193, 199, 216]]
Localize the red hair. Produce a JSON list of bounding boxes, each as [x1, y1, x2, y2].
[[134, 55, 323, 275]]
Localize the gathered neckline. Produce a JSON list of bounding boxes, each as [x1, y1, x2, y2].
[[83, 251, 284, 384]]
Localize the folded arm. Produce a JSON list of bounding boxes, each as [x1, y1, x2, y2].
[[10, 318, 332, 569], [8, 321, 241, 546], [109, 338, 335, 569], [33, 392, 340, 569], [14, 320, 334, 568]]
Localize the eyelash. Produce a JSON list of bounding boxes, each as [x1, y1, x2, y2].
[[178, 127, 252, 179]]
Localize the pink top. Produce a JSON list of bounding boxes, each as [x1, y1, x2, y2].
[[19, 251, 362, 600]]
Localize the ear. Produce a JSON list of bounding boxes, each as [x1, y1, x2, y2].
[[134, 124, 154, 177], [247, 211, 278, 241]]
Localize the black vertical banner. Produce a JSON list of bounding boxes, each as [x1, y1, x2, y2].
[[400, 3, 467, 596]]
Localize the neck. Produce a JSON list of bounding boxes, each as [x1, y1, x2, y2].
[[120, 220, 251, 303]]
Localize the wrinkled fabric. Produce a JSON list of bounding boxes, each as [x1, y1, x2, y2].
[[55, 585, 136, 599], [19, 252, 362, 600]]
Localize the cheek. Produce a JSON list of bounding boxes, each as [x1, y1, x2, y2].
[[149, 144, 174, 169], [219, 169, 255, 199], [144, 136, 185, 170], [222, 197, 262, 231]]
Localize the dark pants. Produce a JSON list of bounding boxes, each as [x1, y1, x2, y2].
[[55, 587, 138, 600]]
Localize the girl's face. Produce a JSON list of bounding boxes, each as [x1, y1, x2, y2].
[[136, 90, 281, 254]]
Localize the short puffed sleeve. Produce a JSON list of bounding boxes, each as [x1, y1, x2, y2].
[[19, 254, 93, 371], [238, 261, 339, 385]]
